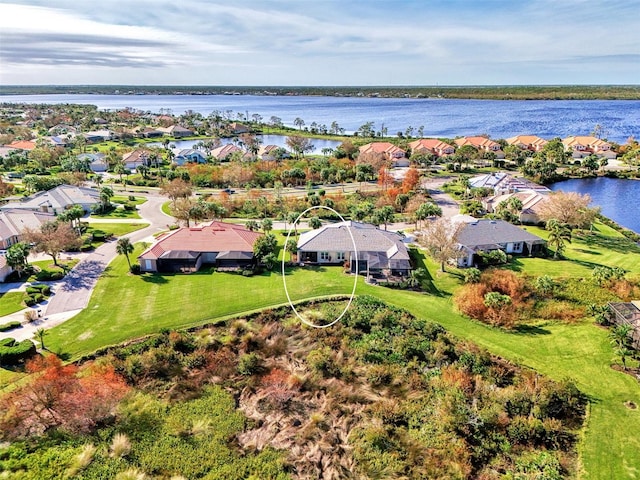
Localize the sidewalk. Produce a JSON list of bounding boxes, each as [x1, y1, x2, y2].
[[0, 308, 82, 343]]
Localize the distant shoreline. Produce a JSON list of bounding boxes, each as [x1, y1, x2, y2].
[[1, 85, 639, 100]]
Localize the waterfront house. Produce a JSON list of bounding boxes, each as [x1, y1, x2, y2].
[[470, 172, 550, 195], [455, 136, 504, 158], [297, 221, 412, 277], [483, 189, 549, 224], [83, 130, 114, 143], [456, 218, 546, 268], [505, 135, 548, 152], [158, 125, 194, 138], [138, 221, 261, 273], [358, 142, 409, 167], [408, 138, 455, 157], [562, 136, 616, 159], [211, 144, 242, 162]]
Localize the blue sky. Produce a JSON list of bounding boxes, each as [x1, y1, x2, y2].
[[1, 0, 639, 85]]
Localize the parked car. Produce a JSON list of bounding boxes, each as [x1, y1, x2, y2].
[[222, 188, 236, 194]]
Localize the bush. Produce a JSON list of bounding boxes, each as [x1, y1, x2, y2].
[[128, 195, 136, 201], [123, 203, 136, 211], [24, 296, 37, 307], [130, 264, 141, 274], [92, 230, 107, 242], [0, 321, 21, 332], [237, 352, 261, 375], [0, 338, 37, 365]]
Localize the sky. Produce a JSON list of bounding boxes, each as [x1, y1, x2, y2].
[[1, 0, 639, 86]]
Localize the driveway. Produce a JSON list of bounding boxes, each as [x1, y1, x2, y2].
[[422, 176, 460, 218]]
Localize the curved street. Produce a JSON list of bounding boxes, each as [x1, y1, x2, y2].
[[0, 193, 173, 342]]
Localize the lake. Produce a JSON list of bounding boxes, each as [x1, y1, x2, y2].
[[550, 177, 640, 233], [148, 135, 342, 155], [1, 94, 638, 143]]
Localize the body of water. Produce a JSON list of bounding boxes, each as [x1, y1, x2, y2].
[[550, 177, 640, 233], [1, 94, 639, 143], [148, 134, 341, 155]]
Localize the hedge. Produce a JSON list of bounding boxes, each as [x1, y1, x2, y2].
[[0, 321, 21, 332], [0, 338, 37, 365]]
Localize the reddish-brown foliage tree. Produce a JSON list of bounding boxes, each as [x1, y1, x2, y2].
[[401, 167, 421, 193], [377, 166, 393, 191], [0, 356, 129, 440]]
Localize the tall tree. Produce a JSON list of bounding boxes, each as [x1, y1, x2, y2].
[[546, 219, 572, 259], [116, 237, 134, 270], [6, 242, 31, 278], [418, 217, 464, 272], [538, 191, 598, 229], [160, 178, 192, 208], [23, 221, 82, 267]]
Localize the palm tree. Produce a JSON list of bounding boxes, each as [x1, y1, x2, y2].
[[546, 219, 572, 259], [116, 237, 134, 270], [36, 328, 48, 350]]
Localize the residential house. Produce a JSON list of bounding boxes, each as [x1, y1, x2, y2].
[[455, 219, 546, 268], [77, 153, 108, 173], [158, 125, 194, 138], [47, 124, 77, 136], [228, 122, 250, 134], [258, 144, 285, 161], [122, 150, 150, 170], [211, 144, 242, 161], [0, 184, 100, 214], [174, 149, 208, 166], [46, 136, 71, 148], [6, 140, 36, 151], [505, 135, 548, 152], [0, 256, 13, 283], [0, 208, 55, 249], [0, 146, 19, 158], [138, 127, 164, 138], [297, 221, 412, 277], [483, 189, 549, 224], [83, 130, 114, 143], [138, 221, 262, 273], [408, 138, 455, 157], [358, 142, 409, 167], [470, 172, 550, 195], [455, 136, 504, 158], [562, 136, 616, 159]]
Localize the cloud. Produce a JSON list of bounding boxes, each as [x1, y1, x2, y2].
[[0, 0, 638, 85]]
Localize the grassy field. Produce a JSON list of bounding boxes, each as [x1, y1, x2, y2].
[[85, 222, 149, 237], [15, 223, 640, 479], [0, 292, 26, 316]]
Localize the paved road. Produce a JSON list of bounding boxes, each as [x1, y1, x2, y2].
[[422, 176, 460, 218], [44, 195, 171, 316]]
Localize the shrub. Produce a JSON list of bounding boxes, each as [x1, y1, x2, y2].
[[110, 433, 132, 458], [123, 203, 136, 211], [65, 444, 96, 477], [463, 268, 481, 284], [24, 310, 37, 322], [0, 338, 37, 365], [237, 352, 261, 375], [0, 321, 21, 332], [92, 230, 107, 242], [130, 264, 141, 274], [128, 195, 136, 201], [23, 296, 37, 307]]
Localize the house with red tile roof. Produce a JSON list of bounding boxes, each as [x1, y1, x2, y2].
[[562, 136, 616, 159], [358, 142, 409, 167], [6, 140, 36, 151], [505, 135, 548, 152], [455, 136, 503, 158], [138, 221, 262, 273], [408, 138, 455, 157]]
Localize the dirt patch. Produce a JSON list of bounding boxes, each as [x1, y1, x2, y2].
[[624, 401, 637, 410]]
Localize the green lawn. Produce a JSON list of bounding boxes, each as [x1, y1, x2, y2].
[[25, 222, 640, 479], [111, 195, 147, 206], [0, 292, 26, 316], [86, 222, 149, 237]]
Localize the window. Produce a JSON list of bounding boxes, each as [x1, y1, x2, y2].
[[320, 252, 330, 261], [337, 252, 345, 261]]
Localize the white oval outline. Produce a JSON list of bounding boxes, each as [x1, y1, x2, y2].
[[282, 205, 358, 329]]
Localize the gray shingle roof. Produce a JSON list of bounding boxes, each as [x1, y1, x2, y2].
[[458, 219, 545, 249], [298, 221, 410, 264]]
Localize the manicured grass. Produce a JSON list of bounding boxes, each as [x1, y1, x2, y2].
[[35, 222, 640, 479], [111, 195, 147, 206], [91, 207, 141, 219], [0, 292, 27, 316], [161, 200, 173, 217], [86, 222, 149, 237]]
